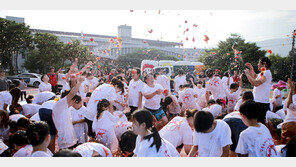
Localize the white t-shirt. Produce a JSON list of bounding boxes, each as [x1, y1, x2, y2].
[[52, 97, 77, 149], [197, 93, 208, 109], [235, 123, 278, 157], [32, 91, 56, 105], [202, 104, 222, 118], [272, 88, 283, 107], [194, 87, 206, 100], [134, 135, 180, 157], [13, 145, 53, 157], [192, 120, 232, 157], [0, 91, 12, 110], [86, 83, 116, 121], [221, 76, 233, 90], [39, 82, 52, 93], [205, 77, 226, 100], [9, 114, 25, 122], [0, 139, 8, 154], [253, 70, 272, 103], [31, 151, 52, 157], [80, 77, 99, 98], [155, 75, 171, 94], [178, 88, 201, 111], [223, 111, 242, 120], [21, 103, 41, 117], [275, 144, 286, 157], [160, 116, 193, 148], [266, 111, 282, 122], [142, 83, 164, 110], [276, 109, 286, 120], [174, 75, 186, 93], [113, 110, 128, 122], [92, 111, 118, 152], [74, 142, 112, 157], [114, 121, 133, 140], [114, 91, 125, 111], [70, 106, 88, 144], [128, 79, 144, 107], [234, 98, 243, 111], [225, 87, 241, 112]]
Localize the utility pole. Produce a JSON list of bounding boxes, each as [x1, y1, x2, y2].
[[291, 29, 296, 80]]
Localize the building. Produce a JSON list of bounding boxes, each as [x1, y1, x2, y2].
[[5, 16, 205, 72]]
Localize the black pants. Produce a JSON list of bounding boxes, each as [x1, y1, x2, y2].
[[257, 102, 270, 124], [52, 85, 58, 94], [85, 118, 95, 138], [21, 91, 26, 101]]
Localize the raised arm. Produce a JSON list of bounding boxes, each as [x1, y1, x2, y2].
[[66, 75, 85, 105], [287, 78, 295, 109], [244, 69, 265, 87]]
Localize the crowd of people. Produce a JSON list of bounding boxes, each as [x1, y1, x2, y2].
[[0, 56, 296, 157]]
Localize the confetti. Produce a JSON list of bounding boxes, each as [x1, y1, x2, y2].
[[68, 42, 71, 45], [227, 53, 230, 55], [204, 35, 209, 43], [212, 52, 216, 55], [130, 10, 134, 12], [192, 37, 195, 42], [98, 65, 101, 69], [96, 57, 101, 60], [163, 89, 169, 95], [186, 37, 188, 41], [154, 57, 157, 60], [148, 29, 153, 33], [90, 38, 94, 42], [143, 40, 147, 44], [157, 54, 159, 57], [184, 55, 186, 58], [90, 51, 93, 54], [143, 50, 146, 54], [185, 20, 188, 23], [267, 49, 272, 54], [194, 47, 196, 49], [186, 28, 189, 32]]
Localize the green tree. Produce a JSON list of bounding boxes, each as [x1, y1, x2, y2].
[[24, 32, 64, 74], [0, 18, 34, 74], [115, 48, 179, 68], [198, 34, 266, 75]]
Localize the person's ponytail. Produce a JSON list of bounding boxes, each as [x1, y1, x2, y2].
[[96, 99, 110, 119], [143, 126, 162, 152]]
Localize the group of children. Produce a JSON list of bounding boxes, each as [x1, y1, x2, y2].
[[0, 56, 296, 157]]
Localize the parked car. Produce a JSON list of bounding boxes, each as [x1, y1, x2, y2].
[[6, 75, 30, 84], [18, 73, 43, 88]]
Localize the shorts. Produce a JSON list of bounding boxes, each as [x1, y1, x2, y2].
[[281, 121, 296, 144], [224, 118, 248, 152], [145, 107, 166, 121]]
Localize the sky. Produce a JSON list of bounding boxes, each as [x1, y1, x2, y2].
[[0, 10, 296, 49]]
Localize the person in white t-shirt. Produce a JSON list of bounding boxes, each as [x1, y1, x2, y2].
[[11, 130, 53, 157], [126, 68, 144, 116], [52, 75, 85, 149], [225, 75, 243, 113], [0, 90, 12, 111], [202, 100, 223, 118], [205, 68, 226, 101], [221, 71, 234, 90], [174, 69, 187, 94], [188, 111, 232, 157], [92, 99, 118, 154], [244, 57, 272, 124], [155, 72, 171, 95], [69, 95, 88, 144], [280, 78, 296, 144], [74, 142, 112, 157], [21, 103, 41, 118], [142, 73, 168, 130], [32, 91, 56, 105], [271, 80, 287, 111], [162, 95, 181, 120], [79, 72, 99, 98], [160, 109, 197, 155], [39, 74, 52, 93], [114, 81, 126, 112], [26, 121, 52, 157], [235, 100, 278, 157], [132, 109, 180, 157], [193, 80, 206, 102], [178, 84, 201, 113]]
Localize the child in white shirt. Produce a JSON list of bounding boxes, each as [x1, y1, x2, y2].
[[178, 84, 201, 113], [92, 99, 118, 154], [188, 111, 232, 157], [26, 121, 52, 157], [39, 74, 52, 93], [132, 109, 180, 157], [235, 100, 278, 157], [205, 69, 226, 101], [225, 75, 243, 113]]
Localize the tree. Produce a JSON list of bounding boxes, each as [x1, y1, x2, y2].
[[115, 48, 179, 68], [24, 32, 64, 74], [198, 34, 266, 75], [0, 18, 34, 74]]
